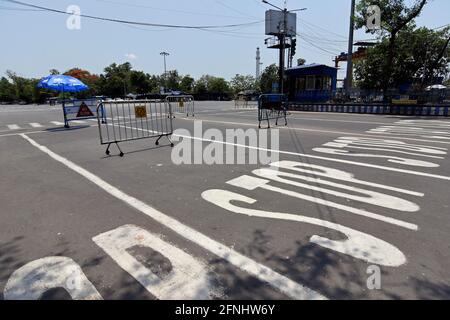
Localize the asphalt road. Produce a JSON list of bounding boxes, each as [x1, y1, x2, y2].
[[1, 102, 450, 300]]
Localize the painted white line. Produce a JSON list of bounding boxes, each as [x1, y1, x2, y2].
[[20, 134, 326, 300], [110, 121, 450, 181], [7, 124, 21, 130], [50, 121, 65, 126], [71, 120, 88, 124], [29, 123, 43, 128]]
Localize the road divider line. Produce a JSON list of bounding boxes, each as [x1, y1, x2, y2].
[[29, 123, 43, 128], [20, 133, 326, 301]]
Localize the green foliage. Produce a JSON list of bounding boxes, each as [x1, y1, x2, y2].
[[259, 64, 279, 93], [354, 26, 450, 89], [354, 0, 437, 92], [193, 75, 230, 95], [230, 74, 256, 94], [180, 75, 195, 93]]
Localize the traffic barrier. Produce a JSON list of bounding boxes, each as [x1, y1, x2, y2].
[[96, 100, 174, 157], [166, 95, 195, 118], [258, 94, 288, 129], [62, 98, 101, 128]]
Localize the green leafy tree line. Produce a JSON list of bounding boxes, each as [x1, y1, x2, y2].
[[355, 0, 450, 93], [0, 62, 281, 104]]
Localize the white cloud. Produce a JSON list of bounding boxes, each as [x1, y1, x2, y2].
[[125, 53, 138, 60]]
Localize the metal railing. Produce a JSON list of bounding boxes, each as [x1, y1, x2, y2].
[[96, 100, 174, 157], [165, 95, 195, 118], [258, 94, 288, 129]]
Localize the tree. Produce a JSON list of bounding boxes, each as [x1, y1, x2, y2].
[[65, 68, 100, 96], [354, 27, 450, 90], [98, 62, 133, 97], [0, 77, 15, 102], [259, 64, 279, 93], [49, 69, 60, 75], [180, 75, 195, 93], [230, 74, 256, 94], [164, 70, 181, 91], [129, 71, 151, 94], [208, 77, 230, 94], [356, 0, 429, 94]]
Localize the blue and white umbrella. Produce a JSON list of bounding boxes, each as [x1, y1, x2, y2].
[[38, 74, 89, 93]]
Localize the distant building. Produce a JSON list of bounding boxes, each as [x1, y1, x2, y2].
[[286, 64, 338, 103]]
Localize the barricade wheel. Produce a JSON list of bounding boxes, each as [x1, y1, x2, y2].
[[119, 152, 124, 157], [105, 150, 110, 156], [171, 143, 174, 147], [155, 141, 159, 146]]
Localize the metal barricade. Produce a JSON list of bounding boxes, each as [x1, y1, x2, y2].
[[258, 94, 288, 129], [96, 100, 173, 157], [166, 95, 195, 117], [62, 98, 101, 128]]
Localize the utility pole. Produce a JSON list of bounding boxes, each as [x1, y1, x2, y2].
[[278, 8, 287, 94], [263, 1, 306, 94], [160, 51, 170, 92], [346, 0, 356, 93]]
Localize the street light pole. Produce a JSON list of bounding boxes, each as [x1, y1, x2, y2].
[[160, 51, 170, 92]]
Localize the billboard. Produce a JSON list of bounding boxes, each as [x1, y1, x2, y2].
[[265, 10, 297, 37]]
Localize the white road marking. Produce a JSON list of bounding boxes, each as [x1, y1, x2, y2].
[[29, 123, 43, 128], [271, 161, 424, 197], [93, 225, 221, 300], [7, 124, 21, 130], [312, 148, 439, 168], [107, 121, 450, 181], [179, 117, 450, 145], [71, 120, 87, 124], [4, 256, 102, 300], [252, 168, 420, 212], [50, 121, 65, 126], [202, 189, 407, 267], [20, 134, 326, 300], [227, 175, 418, 231]]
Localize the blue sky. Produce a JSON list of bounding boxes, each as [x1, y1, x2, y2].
[[0, 0, 449, 81]]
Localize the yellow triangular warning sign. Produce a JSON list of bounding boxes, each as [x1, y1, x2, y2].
[[77, 102, 94, 118]]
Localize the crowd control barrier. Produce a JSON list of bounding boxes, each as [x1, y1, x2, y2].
[[165, 95, 195, 118], [97, 100, 174, 157], [258, 94, 288, 129]]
